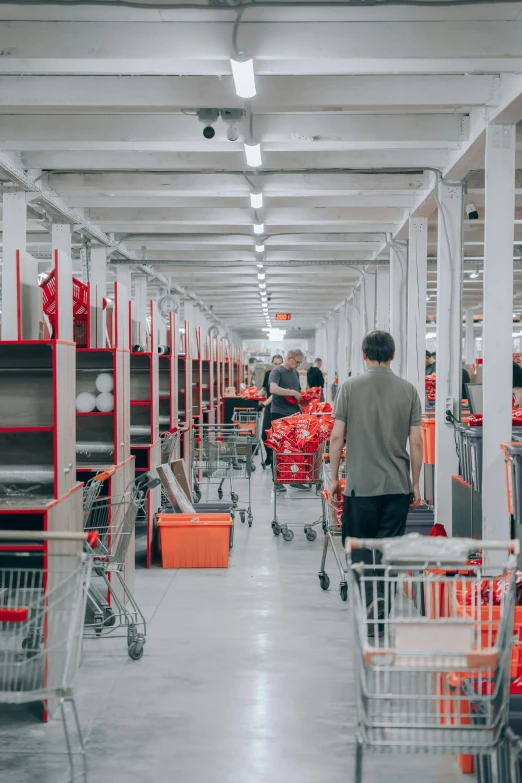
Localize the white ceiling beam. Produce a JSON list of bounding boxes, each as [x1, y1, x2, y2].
[[21, 149, 449, 171], [0, 114, 468, 151], [84, 206, 405, 224], [0, 74, 500, 113], [49, 171, 427, 196], [61, 194, 418, 209], [87, 222, 399, 235], [2, 21, 522, 75]]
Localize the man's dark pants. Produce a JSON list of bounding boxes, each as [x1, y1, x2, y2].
[[341, 492, 411, 608]]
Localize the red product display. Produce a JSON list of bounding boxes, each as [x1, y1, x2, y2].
[[284, 386, 323, 407], [469, 411, 522, 426], [265, 412, 333, 454], [240, 386, 264, 400], [307, 400, 332, 414]]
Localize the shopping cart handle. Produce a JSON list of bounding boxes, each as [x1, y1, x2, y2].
[[86, 531, 99, 548], [135, 472, 162, 490], [0, 607, 28, 623]]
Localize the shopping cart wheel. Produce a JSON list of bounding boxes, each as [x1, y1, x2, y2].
[[128, 642, 144, 661], [305, 529, 317, 542], [240, 510, 246, 524], [218, 489, 223, 499], [193, 485, 202, 503], [282, 529, 294, 542], [319, 573, 330, 591], [248, 512, 253, 528], [340, 583, 348, 602], [231, 492, 239, 503], [272, 521, 281, 535], [251, 463, 256, 472], [104, 607, 116, 627]]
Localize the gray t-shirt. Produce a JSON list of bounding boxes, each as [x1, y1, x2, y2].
[[333, 367, 422, 497], [269, 364, 301, 415]]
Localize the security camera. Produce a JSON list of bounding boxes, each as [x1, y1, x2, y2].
[[465, 203, 479, 220], [197, 109, 219, 140], [226, 124, 239, 142]]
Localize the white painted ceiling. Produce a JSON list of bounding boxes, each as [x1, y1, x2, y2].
[[2, 1, 522, 337]]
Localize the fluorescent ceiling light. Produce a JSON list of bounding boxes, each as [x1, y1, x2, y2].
[[253, 222, 264, 235], [426, 296, 431, 301], [255, 245, 264, 254], [259, 282, 266, 289], [230, 57, 256, 99], [469, 270, 480, 279], [258, 272, 265, 280], [250, 191, 263, 209], [245, 140, 262, 168]]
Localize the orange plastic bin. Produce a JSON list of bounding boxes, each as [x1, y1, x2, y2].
[[157, 514, 234, 569], [422, 417, 436, 465]]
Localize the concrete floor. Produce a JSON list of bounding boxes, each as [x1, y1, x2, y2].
[[1, 465, 469, 783]]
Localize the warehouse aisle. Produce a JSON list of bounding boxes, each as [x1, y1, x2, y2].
[[2, 467, 467, 783]]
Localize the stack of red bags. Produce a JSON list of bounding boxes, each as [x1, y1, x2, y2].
[[284, 386, 322, 407], [240, 386, 262, 400], [464, 573, 522, 606], [307, 400, 332, 414], [265, 412, 334, 454], [470, 411, 522, 426], [425, 375, 436, 402]]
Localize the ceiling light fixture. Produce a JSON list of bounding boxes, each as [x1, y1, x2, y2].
[[255, 244, 264, 254], [250, 191, 263, 209], [257, 272, 265, 280], [230, 57, 256, 99], [469, 269, 480, 279], [244, 140, 262, 168], [259, 282, 266, 289], [253, 222, 264, 235]]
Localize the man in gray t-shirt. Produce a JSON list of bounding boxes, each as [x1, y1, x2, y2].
[[329, 331, 424, 618]]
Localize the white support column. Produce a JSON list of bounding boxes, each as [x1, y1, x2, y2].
[[390, 242, 408, 377], [344, 299, 354, 380], [362, 271, 377, 335], [90, 246, 107, 348], [2, 191, 26, 340], [51, 223, 71, 257], [482, 122, 516, 563], [183, 299, 195, 355], [434, 179, 463, 534], [406, 217, 428, 408], [351, 289, 360, 376], [156, 293, 168, 349], [465, 309, 475, 366], [133, 275, 148, 349], [376, 266, 390, 333]]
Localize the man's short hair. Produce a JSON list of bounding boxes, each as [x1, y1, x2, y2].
[[362, 331, 395, 364], [287, 349, 303, 360], [426, 350, 432, 358], [315, 358, 322, 363], [271, 354, 283, 363]]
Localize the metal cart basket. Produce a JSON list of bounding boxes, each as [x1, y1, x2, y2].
[[271, 444, 325, 542], [318, 455, 348, 600], [0, 530, 94, 782], [232, 408, 263, 467], [83, 472, 160, 659], [346, 534, 518, 783], [192, 423, 254, 526]]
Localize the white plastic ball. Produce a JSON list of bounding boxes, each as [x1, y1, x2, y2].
[[95, 373, 114, 393], [76, 392, 96, 413], [95, 392, 114, 413]]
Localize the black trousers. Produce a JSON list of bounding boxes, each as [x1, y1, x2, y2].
[[342, 492, 411, 607]]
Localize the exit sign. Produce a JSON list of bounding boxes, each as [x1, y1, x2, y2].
[[275, 313, 291, 321]]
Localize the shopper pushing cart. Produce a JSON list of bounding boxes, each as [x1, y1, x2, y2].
[[329, 331, 424, 577]]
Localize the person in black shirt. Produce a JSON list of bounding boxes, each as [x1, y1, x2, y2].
[[260, 355, 283, 466], [307, 358, 325, 390], [514, 361, 522, 407]]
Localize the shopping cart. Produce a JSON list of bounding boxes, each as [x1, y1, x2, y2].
[[232, 408, 263, 469], [83, 472, 161, 659], [0, 529, 95, 782], [271, 444, 325, 542], [346, 534, 518, 783], [192, 424, 254, 526], [160, 424, 187, 465], [318, 456, 348, 601]]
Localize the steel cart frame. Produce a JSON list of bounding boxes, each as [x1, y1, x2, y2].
[[271, 445, 325, 542], [192, 423, 254, 526], [318, 456, 348, 601], [346, 534, 519, 783], [83, 472, 161, 659]]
